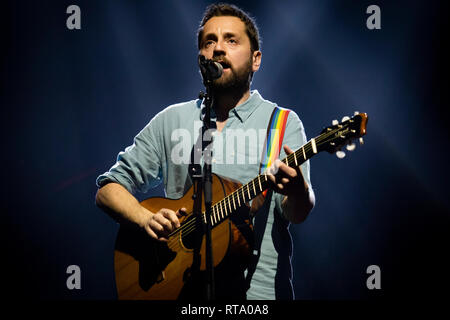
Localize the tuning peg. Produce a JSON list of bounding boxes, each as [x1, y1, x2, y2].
[[336, 150, 346, 159], [332, 119, 338, 126], [354, 111, 359, 115], [359, 137, 364, 145], [346, 143, 356, 151], [341, 116, 350, 122]]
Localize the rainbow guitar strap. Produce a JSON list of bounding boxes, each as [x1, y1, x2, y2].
[[259, 106, 291, 197], [245, 106, 291, 290]]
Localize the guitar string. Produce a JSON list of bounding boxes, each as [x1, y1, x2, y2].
[[166, 124, 349, 247], [172, 172, 270, 241], [166, 124, 350, 246]]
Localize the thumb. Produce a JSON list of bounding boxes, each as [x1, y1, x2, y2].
[[176, 207, 187, 217]]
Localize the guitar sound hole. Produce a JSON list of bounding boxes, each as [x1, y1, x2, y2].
[[180, 215, 202, 250]]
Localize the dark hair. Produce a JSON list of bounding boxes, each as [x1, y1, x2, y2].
[[197, 3, 261, 52]]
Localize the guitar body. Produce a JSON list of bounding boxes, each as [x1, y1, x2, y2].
[[113, 174, 252, 300]]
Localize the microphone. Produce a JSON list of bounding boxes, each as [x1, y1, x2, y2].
[[198, 55, 223, 82]]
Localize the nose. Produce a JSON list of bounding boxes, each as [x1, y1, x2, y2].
[[213, 39, 226, 57]]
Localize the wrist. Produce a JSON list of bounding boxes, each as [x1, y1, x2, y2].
[[282, 187, 314, 224], [135, 206, 153, 228]]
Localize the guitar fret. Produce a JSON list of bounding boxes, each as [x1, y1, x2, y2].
[[237, 190, 241, 206], [212, 207, 217, 224], [258, 176, 262, 191], [294, 151, 298, 166], [247, 185, 251, 199], [223, 202, 226, 218], [284, 158, 289, 165], [227, 196, 232, 213], [311, 138, 317, 154], [216, 205, 220, 222], [252, 180, 256, 195], [221, 199, 226, 218], [302, 147, 306, 160], [223, 200, 228, 217], [232, 194, 236, 210], [224, 200, 228, 218], [219, 201, 223, 219]]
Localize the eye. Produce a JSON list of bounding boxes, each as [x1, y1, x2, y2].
[[228, 39, 237, 44], [204, 40, 215, 48]]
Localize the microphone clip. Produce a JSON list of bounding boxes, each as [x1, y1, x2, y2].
[[198, 55, 223, 84]]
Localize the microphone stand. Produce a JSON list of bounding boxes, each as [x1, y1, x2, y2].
[[199, 82, 215, 301], [191, 55, 222, 300], [188, 89, 214, 300]]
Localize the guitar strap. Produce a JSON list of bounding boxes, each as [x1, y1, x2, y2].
[[245, 106, 290, 288], [258, 106, 291, 191]]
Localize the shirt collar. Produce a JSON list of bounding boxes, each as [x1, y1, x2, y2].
[[199, 90, 263, 123]]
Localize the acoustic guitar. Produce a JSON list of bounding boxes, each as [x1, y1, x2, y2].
[[114, 112, 368, 299]]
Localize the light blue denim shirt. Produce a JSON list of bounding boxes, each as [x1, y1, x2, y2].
[[96, 90, 312, 299]]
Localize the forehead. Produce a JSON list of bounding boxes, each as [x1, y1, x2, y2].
[[201, 16, 247, 37]]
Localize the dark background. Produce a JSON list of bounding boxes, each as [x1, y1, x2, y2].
[[2, 0, 449, 300]]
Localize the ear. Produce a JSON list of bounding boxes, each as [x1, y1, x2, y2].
[[252, 50, 262, 72]]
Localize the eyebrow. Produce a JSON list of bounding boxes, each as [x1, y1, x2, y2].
[[202, 32, 239, 42]]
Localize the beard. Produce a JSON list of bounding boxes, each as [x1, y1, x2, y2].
[[211, 55, 253, 95]]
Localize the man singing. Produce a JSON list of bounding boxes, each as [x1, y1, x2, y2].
[[96, 3, 315, 300]]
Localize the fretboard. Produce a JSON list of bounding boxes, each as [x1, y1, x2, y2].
[[203, 137, 320, 226]]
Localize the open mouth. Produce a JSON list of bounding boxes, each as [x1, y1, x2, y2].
[[217, 61, 231, 69]]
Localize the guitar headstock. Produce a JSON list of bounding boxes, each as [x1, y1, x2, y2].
[[319, 112, 368, 158]]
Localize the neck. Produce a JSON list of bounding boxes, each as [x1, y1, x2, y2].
[[213, 87, 250, 121]]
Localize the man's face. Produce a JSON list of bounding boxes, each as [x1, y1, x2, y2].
[[199, 16, 261, 91]]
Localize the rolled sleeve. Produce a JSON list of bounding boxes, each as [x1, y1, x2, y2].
[[96, 116, 163, 195]]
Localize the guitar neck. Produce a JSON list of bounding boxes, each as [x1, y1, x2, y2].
[[198, 111, 368, 227], [205, 136, 321, 226]]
